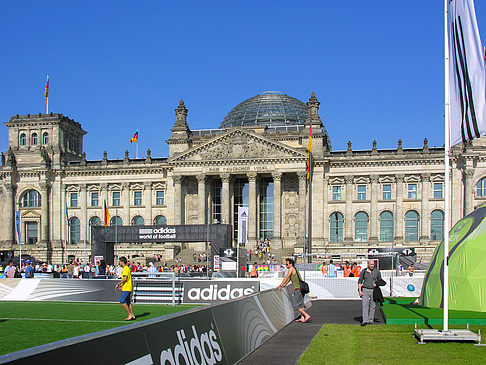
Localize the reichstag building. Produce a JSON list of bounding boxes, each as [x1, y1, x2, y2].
[[1, 91, 486, 264]]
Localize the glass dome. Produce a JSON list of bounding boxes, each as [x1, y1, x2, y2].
[[220, 91, 308, 128]]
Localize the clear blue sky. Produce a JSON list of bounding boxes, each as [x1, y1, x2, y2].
[[2, 1, 486, 159]]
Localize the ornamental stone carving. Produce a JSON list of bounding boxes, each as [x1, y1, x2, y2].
[[247, 172, 258, 182], [172, 175, 184, 184], [297, 171, 307, 181], [185, 179, 199, 224], [421, 173, 431, 182], [200, 136, 282, 160], [220, 173, 231, 183], [196, 175, 206, 184], [39, 182, 51, 191], [4, 183, 15, 193], [272, 171, 282, 181]]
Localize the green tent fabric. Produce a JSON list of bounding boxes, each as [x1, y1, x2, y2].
[[419, 204, 486, 312]]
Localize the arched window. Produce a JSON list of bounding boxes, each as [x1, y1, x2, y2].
[[380, 211, 394, 242], [20, 133, 26, 146], [110, 216, 123, 226], [42, 132, 49, 145], [330, 212, 344, 243], [89, 216, 101, 226], [31, 133, 38, 145], [154, 215, 167, 225], [477, 177, 486, 197], [132, 216, 145, 226], [22, 190, 41, 208], [355, 211, 369, 242], [70, 217, 80, 244], [405, 210, 420, 242], [431, 210, 445, 241]]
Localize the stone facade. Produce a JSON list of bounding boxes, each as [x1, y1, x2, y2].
[[2, 94, 486, 264]]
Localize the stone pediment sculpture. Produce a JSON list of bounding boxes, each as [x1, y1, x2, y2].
[[170, 129, 306, 163], [21, 210, 41, 219]]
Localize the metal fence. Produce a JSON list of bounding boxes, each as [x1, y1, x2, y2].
[[131, 272, 179, 305]]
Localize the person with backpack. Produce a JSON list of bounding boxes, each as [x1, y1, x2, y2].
[[278, 258, 311, 323]]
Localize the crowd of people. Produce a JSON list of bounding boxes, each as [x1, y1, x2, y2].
[[248, 239, 278, 265], [320, 260, 362, 278]]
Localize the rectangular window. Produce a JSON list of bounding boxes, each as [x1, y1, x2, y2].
[[70, 193, 78, 208], [134, 191, 142, 206], [259, 178, 274, 240], [433, 183, 443, 199], [112, 191, 120, 206], [332, 186, 341, 201], [382, 184, 391, 200], [357, 185, 366, 200], [91, 192, 99, 207], [156, 191, 165, 206], [408, 184, 417, 199], [26, 222, 38, 244]]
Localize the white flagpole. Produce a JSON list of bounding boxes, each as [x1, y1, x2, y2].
[[136, 141, 139, 159], [444, 0, 451, 332]]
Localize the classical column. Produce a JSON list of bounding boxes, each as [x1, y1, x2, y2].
[[322, 176, 329, 246], [272, 171, 282, 247], [4, 183, 15, 244], [369, 175, 379, 242], [420, 173, 430, 242], [197, 175, 207, 225], [173, 175, 183, 225], [297, 171, 307, 245], [38, 182, 50, 243], [247, 173, 257, 243], [464, 169, 475, 215], [221, 173, 231, 225], [395, 174, 404, 242], [79, 183, 87, 244], [144, 182, 153, 225], [344, 175, 354, 242], [122, 182, 130, 226]]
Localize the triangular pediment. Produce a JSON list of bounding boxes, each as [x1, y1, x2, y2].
[[170, 129, 306, 163], [21, 210, 41, 219]]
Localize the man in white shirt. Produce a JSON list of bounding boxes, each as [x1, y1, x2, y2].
[[326, 260, 337, 278], [147, 262, 157, 278]]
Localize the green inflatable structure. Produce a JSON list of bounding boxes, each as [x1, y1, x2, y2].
[[419, 204, 486, 312]]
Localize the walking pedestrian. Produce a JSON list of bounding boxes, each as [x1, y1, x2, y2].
[[358, 259, 382, 326]]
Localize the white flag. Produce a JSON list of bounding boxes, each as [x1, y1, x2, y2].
[[448, 0, 486, 146]]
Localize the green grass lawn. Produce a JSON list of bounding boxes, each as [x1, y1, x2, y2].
[[383, 297, 486, 325], [299, 324, 486, 365], [0, 301, 198, 356]]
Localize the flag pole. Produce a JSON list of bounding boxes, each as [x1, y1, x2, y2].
[[115, 208, 118, 262], [307, 155, 312, 265], [443, 0, 451, 332], [136, 141, 139, 159], [45, 74, 49, 115]]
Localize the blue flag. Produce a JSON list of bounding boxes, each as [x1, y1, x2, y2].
[[15, 211, 21, 245]]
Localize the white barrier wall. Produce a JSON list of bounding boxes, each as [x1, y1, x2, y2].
[[259, 272, 424, 299]]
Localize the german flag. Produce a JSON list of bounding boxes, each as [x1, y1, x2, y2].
[[306, 123, 313, 180], [44, 75, 49, 104], [130, 130, 138, 143], [104, 200, 110, 226]]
